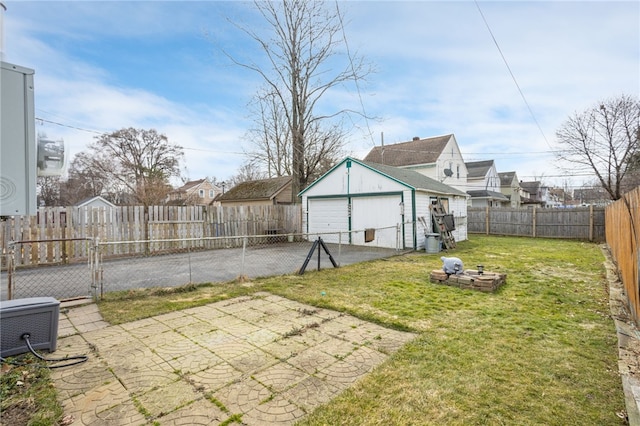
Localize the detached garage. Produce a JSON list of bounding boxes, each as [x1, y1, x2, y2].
[[300, 157, 468, 250]]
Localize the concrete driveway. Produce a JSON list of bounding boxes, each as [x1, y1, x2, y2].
[[2, 242, 402, 301]]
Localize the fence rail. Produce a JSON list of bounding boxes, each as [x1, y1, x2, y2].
[[1, 204, 302, 267], [605, 187, 640, 327], [1, 227, 401, 302], [468, 206, 605, 241]]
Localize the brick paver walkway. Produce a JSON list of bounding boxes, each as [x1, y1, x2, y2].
[[53, 293, 415, 425]]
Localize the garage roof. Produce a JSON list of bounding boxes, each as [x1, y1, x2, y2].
[[300, 157, 467, 197]]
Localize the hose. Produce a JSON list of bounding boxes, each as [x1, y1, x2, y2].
[[0, 334, 88, 369]]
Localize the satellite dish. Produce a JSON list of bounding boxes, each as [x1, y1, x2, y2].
[[443, 168, 453, 177]]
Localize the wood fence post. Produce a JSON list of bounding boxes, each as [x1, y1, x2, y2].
[[532, 206, 537, 238], [485, 205, 490, 235], [589, 204, 594, 241]]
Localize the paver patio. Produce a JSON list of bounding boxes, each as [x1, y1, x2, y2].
[[53, 293, 416, 425]]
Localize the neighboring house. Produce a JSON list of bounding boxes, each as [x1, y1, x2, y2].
[[498, 171, 524, 207], [574, 186, 611, 206], [548, 187, 569, 207], [363, 134, 468, 193], [217, 176, 293, 207], [75, 196, 116, 222], [465, 160, 509, 207], [299, 157, 468, 250], [167, 179, 219, 206], [520, 181, 553, 207]]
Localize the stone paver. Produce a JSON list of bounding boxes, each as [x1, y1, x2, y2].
[[53, 292, 416, 425]]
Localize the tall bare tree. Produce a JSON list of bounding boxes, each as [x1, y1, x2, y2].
[[85, 128, 184, 206], [227, 0, 372, 202], [245, 86, 346, 182], [555, 94, 640, 200]]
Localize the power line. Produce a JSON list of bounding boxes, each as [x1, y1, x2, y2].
[[36, 117, 106, 135], [36, 116, 244, 155], [474, 1, 551, 148], [335, 1, 376, 147]]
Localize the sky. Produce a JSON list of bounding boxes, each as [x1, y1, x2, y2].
[[2, 1, 638, 190]]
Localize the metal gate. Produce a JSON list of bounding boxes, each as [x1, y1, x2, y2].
[[1, 238, 98, 301]]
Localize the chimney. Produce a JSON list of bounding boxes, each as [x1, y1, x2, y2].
[[412, 136, 420, 141]]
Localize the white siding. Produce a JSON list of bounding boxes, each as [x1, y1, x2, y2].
[[351, 195, 403, 249], [306, 198, 349, 244], [301, 158, 467, 250], [449, 195, 468, 242]]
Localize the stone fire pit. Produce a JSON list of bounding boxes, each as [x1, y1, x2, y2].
[[429, 269, 507, 292]]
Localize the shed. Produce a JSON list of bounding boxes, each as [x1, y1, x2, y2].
[[217, 176, 293, 207], [299, 157, 468, 249], [75, 196, 115, 210], [74, 196, 116, 223]]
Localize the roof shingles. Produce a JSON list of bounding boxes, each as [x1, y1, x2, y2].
[[363, 135, 452, 167], [219, 176, 292, 201]]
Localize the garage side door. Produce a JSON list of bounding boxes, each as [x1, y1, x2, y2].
[[307, 198, 349, 244], [352, 195, 402, 249]]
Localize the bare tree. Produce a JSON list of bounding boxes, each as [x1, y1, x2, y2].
[[229, 162, 266, 187], [245, 88, 293, 178], [245, 87, 346, 183], [625, 144, 640, 190], [226, 0, 372, 202], [555, 94, 640, 200], [85, 128, 184, 206], [37, 176, 61, 206], [59, 151, 111, 205]]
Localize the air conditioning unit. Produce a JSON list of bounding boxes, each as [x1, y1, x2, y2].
[[0, 297, 59, 358]]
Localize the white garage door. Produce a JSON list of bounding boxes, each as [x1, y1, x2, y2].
[[307, 198, 349, 244], [351, 195, 402, 249]]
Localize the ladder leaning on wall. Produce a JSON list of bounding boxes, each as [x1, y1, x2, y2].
[[430, 198, 456, 250]]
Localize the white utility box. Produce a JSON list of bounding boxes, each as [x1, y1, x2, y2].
[[0, 61, 37, 216]]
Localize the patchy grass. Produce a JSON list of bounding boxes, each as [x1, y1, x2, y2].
[[97, 235, 625, 425], [0, 356, 63, 426], [5, 235, 621, 425]]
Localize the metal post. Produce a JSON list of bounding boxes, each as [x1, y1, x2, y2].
[[6, 244, 14, 300], [188, 244, 193, 284], [90, 238, 99, 301], [241, 237, 247, 277]]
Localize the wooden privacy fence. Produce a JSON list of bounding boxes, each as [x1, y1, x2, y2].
[[468, 206, 605, 241], [1, 204, 302, 267], [606, 187, 640, 327]]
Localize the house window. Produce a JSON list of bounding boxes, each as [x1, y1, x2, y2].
[[209, 189, 214, 198], [199, 189, 204, 197], [456, 165, 460, 179]]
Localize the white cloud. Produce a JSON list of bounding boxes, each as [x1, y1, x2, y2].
[[5, 1, 639, 190]]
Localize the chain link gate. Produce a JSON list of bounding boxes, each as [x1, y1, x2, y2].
[[2, 238, 99, 301]]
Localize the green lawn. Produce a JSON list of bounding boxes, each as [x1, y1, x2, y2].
[[2, 235, 624, 425], [97, 235, 625, 425]]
